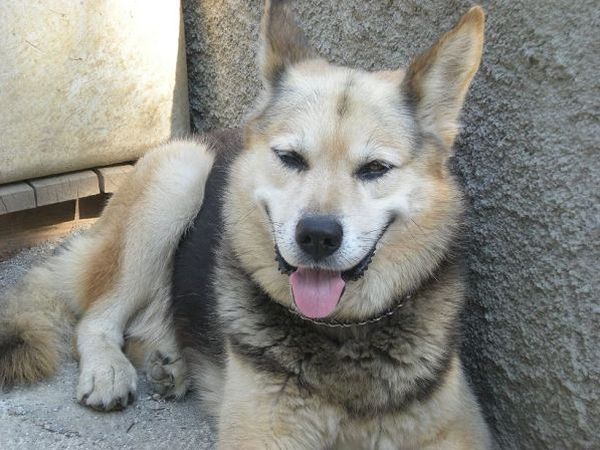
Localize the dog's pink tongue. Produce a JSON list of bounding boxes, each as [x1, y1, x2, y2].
[[290, 268, 345, 319]]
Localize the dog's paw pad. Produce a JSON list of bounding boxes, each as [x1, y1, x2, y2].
[[146, 350, 188, 400], [77, 355, 137, 412]]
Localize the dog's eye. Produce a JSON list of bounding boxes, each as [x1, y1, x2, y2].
[[356, 160, 394, 181], [272, 148, 308, 172]]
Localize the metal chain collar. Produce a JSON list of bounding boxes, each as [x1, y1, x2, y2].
[[285, 293, 412, 328]]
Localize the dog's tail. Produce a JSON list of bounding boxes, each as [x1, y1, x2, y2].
[[0, 248, 80, 387]]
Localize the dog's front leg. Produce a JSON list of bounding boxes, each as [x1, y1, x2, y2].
[[76, 294, 138, 411], [217, 352, 339, 450]]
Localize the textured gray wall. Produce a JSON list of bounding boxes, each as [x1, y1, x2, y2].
[[182, 1, 599, 448]]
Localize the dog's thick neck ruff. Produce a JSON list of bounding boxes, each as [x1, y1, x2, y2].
[[216, 237, 462, 417]]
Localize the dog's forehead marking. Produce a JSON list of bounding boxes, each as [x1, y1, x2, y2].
[[274, 66, 416, 162], [336, 75, 354, 119]]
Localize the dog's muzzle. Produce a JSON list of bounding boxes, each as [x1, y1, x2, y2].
[[275, 215, 395, 282]]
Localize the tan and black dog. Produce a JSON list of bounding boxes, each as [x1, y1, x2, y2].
[[1, 1, 490, 448]]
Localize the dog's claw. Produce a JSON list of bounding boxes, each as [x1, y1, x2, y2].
[[76, 353, 138, 412]]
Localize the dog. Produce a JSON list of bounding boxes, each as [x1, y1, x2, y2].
[[0, 1, 491, 448]]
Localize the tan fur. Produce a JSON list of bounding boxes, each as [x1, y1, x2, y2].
[[260, 0, 317, 84], [81, 231, 123, 309], [0, 296, 68, 385], [403, 6, 485, 148], [80, 144, 162, 309], [226, 4, 485, 326], [217, 2, 489, 448], [0, 139, 215, 408], [217, 266, 489, 449], [2, 1, 490, 447], [0, 260, 78, 387], [218, 351, 339, 449], [218, 356, 487, 449], [79, 146, 155, 309]]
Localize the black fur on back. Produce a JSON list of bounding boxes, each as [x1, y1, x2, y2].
[[171, 129, 243, 366]]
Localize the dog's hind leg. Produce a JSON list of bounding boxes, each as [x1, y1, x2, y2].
[[74, 139, 215, 411]]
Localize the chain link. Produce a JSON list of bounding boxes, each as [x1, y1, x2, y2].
[[286, 294, 411, 328]]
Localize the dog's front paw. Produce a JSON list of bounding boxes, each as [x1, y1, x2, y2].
[[77, 353, 137, 411], [146, 350, 188, 400]]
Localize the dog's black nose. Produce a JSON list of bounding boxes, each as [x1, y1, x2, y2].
[[295, 215, 343, 260]]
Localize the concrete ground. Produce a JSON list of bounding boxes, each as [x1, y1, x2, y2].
[[0, 240, 216, 449]]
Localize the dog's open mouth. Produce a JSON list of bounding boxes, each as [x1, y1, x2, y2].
[[276, 246, 376, 319], [275, 244, 375, 281], [271, 216, 395, 319]]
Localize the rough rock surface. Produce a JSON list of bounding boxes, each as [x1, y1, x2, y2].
[[0, 362, 215, 450], [182, 1, 599, 448]]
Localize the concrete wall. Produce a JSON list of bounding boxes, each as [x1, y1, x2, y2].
[[0, 0, 189, 184], [182, 1, 598, 448]]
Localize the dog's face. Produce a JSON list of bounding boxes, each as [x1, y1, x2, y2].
[[225, 0, 484, 320]]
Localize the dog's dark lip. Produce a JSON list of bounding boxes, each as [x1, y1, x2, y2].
[[341, 245, 376, 282], [275, 246, 296, 275], [274, 215, 396, 281]]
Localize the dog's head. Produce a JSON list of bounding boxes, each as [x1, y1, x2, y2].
[[225, 0, 484, 320]]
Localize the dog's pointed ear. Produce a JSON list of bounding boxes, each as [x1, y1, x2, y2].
[[259, 0, 315, 86], [402, 6, 485, 149]]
